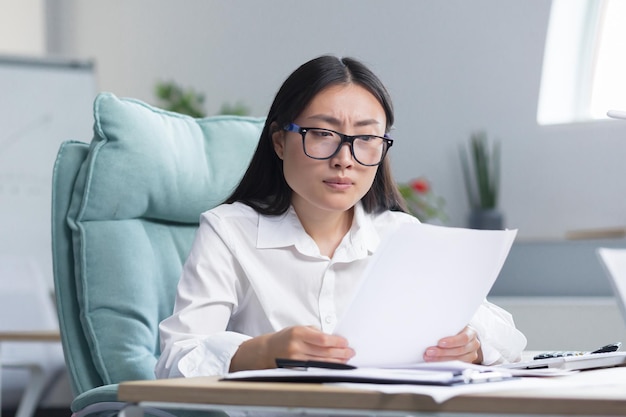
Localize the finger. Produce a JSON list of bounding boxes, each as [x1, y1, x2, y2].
[[288, 327, 355, 361], [302, 339, 355, 361], [438, 326, 477, 348], [306, 350, 355, 362], [431, 351, 480, 363], [299, 327, 351, 349], [424, 336, 481, 362]]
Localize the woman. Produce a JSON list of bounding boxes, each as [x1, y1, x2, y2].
[[155, 55, 526, 379]]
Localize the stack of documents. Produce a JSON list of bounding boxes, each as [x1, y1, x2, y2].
[[223, 360, 514, 386]]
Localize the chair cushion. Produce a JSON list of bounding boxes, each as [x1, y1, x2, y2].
[[52, 141, 105, 394], [70, 384, 119, 413], [66, 92, 263, 384]]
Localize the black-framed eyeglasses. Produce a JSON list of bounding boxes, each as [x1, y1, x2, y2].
[[282, 123, 393, 167]]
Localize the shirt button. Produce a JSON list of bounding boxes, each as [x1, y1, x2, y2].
[[325, 315, 334, 324]]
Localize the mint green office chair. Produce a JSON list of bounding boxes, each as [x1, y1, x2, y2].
[[51, 92, 263, 416]]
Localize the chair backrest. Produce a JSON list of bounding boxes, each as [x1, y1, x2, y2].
[[52, 92, 263, 396]]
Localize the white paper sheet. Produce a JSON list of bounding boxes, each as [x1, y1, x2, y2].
[[331, 377, 544, 404], [333, 365, 626, 403], [333, 222, 517, 367]]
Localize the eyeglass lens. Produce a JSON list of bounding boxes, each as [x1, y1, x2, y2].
[[303, 129, 387, 166]]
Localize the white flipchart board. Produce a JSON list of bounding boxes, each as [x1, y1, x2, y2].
[[0, 55, 97, 324]]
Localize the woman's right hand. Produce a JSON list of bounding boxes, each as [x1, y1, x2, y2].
[[229, 325, 355, 372]]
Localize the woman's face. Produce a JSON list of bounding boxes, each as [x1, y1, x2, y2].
[[272, 83, 386, 218]]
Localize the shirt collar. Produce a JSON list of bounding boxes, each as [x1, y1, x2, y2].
[[257, 206, 303, 249], [257, 202, 381, 259]]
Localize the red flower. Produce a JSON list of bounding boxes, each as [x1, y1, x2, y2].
[[410, 178, 430, 194]]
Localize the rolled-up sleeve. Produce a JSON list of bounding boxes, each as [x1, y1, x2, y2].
[[470, 300, 527, 365], [155, 331, 251, 378]]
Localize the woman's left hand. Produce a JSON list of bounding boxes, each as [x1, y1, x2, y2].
[[423, 326, 483, 364]]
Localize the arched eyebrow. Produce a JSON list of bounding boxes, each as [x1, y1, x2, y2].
[[303, 114, 382, 128]]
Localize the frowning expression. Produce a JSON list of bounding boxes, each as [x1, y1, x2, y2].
[[272, 83, 387, 217]]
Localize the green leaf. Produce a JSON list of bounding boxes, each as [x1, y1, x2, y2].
[[461, 131, 500, 209]]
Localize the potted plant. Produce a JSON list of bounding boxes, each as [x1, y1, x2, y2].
[[154, 80, 250, 117], [398, 177, 447, 224], [459, 131, 503, 230], [155, 80, 206, 117]]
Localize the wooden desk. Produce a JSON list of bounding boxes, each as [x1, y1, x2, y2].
[[0, 331, 62, 417], [0, 331, 61, 343], [118, 366, 626, 416]]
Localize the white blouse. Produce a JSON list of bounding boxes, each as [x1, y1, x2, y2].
[[155, 202, 526, 378]]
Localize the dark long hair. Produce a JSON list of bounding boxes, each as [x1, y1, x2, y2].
[[225, 55, 407, 215]]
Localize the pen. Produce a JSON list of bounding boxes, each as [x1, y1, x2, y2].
[[275, 358, 356, 370]]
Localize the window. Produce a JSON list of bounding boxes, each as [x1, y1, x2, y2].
[[589, 1, 626, 118], [537, 0, 626, 125]]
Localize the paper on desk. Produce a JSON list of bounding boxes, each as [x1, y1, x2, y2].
[[331, 377, 544, 404], [333, 222, 517, 368], [406, 360, 575, 377], [332, 365, 622, 404]]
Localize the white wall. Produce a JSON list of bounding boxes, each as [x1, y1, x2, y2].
[[491, 296, 626, 351], [0, 0, 45, 55], [45, 0, 626, 240], [44, 0, 626, 240]]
